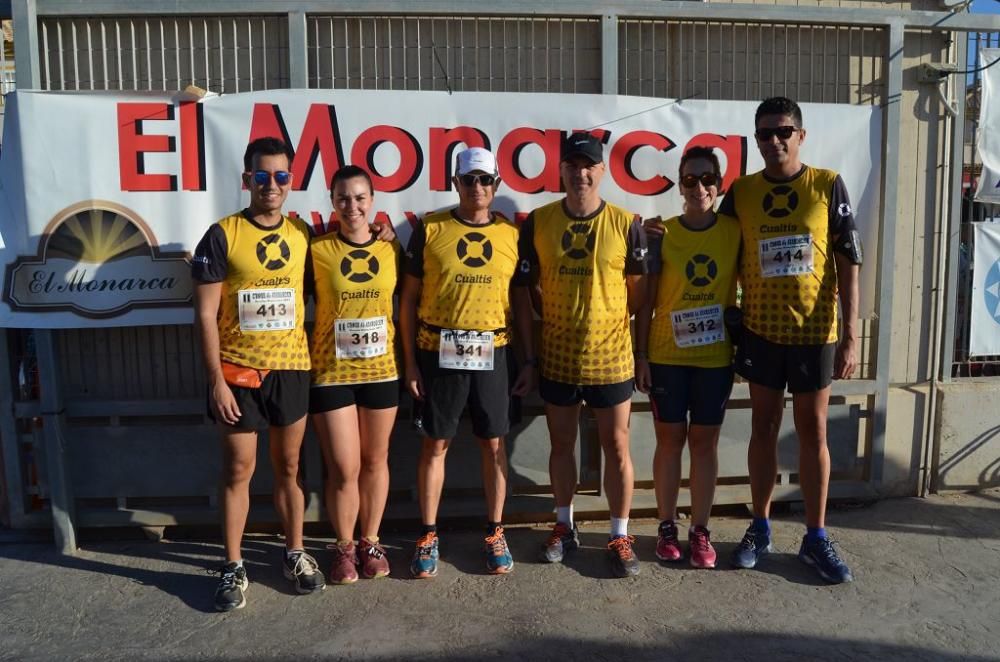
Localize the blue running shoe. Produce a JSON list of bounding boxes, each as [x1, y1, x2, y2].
[[730, 524, 772, 569], [410, 533, 440, 579], [798, 536, 854, 584], [484, 526, 514, 574]]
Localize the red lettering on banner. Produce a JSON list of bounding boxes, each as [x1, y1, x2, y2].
[[117, 103, 176, 192], [608, 130, 675, 196], [497, 128, 562, 194], [178, 101, 206, 191], [247, 104, 346, 191], [351, 126, 423, 193], [404, 212, 421, 229], [428, 127, 490, 191], [683, 134, 748, 192]]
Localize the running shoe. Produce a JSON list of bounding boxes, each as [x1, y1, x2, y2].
[[358, 537, 391, 579], [688, 525, 717, 569], [798, 536, 854, 584], [607, 535, 640, 578], [729, 524, 773, 569], [326, 542, 359, 585], [214, 562, 248, 612], [283, 549, 326, 593], [539, 522, 579, 563], [484, 526, 514, 575], [410, 532, 440, 579], [655, 520, 683, 562]]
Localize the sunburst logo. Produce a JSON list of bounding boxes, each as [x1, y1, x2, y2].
[[4, 201, 192, 318]]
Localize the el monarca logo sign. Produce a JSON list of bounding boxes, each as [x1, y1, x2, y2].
[[4, 201, 192, 318]]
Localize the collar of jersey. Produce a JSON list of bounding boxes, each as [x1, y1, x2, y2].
[[241, 208, 286, 232], [676, 212, 718, 233], [449, 208, 497, 227], [760, 164, 808, 185], [560, 198, 606, 222], [335, 230, 377, 248]]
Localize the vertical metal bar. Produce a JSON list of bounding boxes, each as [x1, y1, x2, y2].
[[35, 330, 76, 553], [115, 20, 123, 90], [129, 20, 138, 90], [602, 13, 617, 95], [158, 20, 166, 90], [940, 35, 969, 382], [70, 22, 79, 90], [100, 22, 108, 90], [870, 21, 904, 485], [56, 21, 64, 90], [231, 19, 238, 93], [0, 331, 30, 529], [260, 17, 267, 89]]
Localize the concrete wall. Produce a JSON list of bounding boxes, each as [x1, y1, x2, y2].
[[933, 380, 1000, 491]]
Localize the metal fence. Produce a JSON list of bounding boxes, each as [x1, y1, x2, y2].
[[5, 2, 997, 550], [954, 30, 1000, 377]]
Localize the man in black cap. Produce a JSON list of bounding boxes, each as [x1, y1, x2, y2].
[[512, 132, 649, 577]]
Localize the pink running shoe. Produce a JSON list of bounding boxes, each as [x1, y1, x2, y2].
[[328, 541, 359, 584], [688, 525, 717, 569], [656, 521, 683, 562], [358, 537, 391, 579]]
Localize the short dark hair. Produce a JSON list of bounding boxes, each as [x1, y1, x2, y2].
[[679, 146, 722, 183], [330, 165, 374, 194], [755, 97, 803, 129], [243, 137, 294, 172]]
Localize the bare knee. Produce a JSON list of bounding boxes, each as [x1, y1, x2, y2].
[[224, 456, 256, 486]]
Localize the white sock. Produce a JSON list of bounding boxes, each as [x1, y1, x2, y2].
[[231, 559, 244, 568], [610, 517, 629, 538], [556, 505, 574, 527]]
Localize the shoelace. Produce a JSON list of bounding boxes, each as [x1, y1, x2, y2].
[[813, 538, 845, 567], [608, 535, 636, 560], [546, 523, 571, 546], [658, 523, 678, 541], [738, 530, 759, 552], [415, 533, 437, 558], [288, 551, 320, 577], [485, 527, 507, 555], [215, 566, 240, 589], [689, 530, 711, 552]]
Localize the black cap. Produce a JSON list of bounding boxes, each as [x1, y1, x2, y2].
[[561, 132, 603, 164]]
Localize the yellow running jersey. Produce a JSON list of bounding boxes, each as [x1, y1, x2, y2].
[[647, 214, 740, 368], [405, 210, 520, 351], [514, 200, 649, 385], [718, 166, 855, 345], [192, 211, 311, 371], [309, 232, 400, 386]]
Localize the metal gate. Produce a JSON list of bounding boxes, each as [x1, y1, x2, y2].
[[3, 0, 996, 552]]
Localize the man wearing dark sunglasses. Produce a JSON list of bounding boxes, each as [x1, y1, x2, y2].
[[400, 147, 532, 578], [192, 137, 325, 610], [718, 96, 862, 584], [512, 132, 649, 578]]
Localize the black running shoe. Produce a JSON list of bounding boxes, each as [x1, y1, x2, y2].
[[607, 535, 640, 578], [283, 549, 326, 594], [798, 536, 854, 584], [214, 562, 248, 612]]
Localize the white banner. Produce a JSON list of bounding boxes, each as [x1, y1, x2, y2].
[[977, 48, 1000, 204], [971, 222, 1000, 357], [0, 89, 881, 328]]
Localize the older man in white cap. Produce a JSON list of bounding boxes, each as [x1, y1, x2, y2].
[[400, 147, 533, 578]]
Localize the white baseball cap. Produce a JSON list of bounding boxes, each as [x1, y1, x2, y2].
[[455, 147, 498, 176]]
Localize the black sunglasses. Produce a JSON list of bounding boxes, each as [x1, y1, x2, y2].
[[680, 173, 720, 189], [251, 170, 292, 186], [459, 173, 497, 187], [754, 126, 799, 141]]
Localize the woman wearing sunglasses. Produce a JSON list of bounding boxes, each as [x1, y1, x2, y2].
[[308, 165, 401, 583], [634, 146, 740, 569]]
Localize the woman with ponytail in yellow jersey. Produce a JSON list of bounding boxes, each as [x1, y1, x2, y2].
[[635, 147, 740, 569], [309, 166, 401, 583]]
